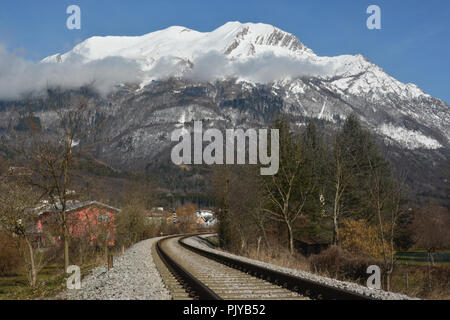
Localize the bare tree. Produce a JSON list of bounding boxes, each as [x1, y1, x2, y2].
[[329, 135, 353, 245], [74, 209, 98, 265], [19, 90, 99, 271], [211, 165, 265, 253], [262, 119, 316, 255], [327, 115, 378, 245], [251, 201, 270, 253], [263, 162, 312, 254], [0, 180, 45, 287], [383, 178, 405, 291], [176, 204, 198, 233], [366, 152, 407, 290]]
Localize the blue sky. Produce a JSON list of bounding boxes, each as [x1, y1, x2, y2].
[[0, 0, 449, 103]]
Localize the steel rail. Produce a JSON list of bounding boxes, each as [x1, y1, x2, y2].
[[156, 235, 222, 300], [178, 235, 377, 300]]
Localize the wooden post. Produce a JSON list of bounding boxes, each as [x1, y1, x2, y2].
[[107, 253, 113, 270], [427, 252, 432, 292], [405, 262, 409, 293]]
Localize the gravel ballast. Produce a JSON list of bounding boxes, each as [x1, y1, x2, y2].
[[185, 235, 417, 300], [57, 237, 171, 300]]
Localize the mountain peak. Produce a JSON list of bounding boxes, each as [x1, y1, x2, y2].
[[214, 21, 278, 36], [40, 21, 432, 104], [213, 21, 314, 57], [43, 21, 313, 64]]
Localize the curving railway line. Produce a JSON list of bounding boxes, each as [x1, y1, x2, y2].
[[154, 234, 377, 300]]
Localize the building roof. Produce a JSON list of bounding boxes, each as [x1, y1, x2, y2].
[[295, 236, 330, 246], [37, 201, 121, 216], [147, 210, 173, 218]]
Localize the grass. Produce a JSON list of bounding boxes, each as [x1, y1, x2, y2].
[[203, 235, 219, 247], [394, 250, 450, 266], [0, 264, 67, 300], [0, 244, 136, 300], [395, 260, 450, 267], [0, 260, 102, 300], [390, 263, 450, 300], [220, 240, 312, 273]]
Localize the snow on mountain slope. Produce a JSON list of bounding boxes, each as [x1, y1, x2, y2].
[[377, 123, 442, 150], [43, 22, 313, 64], [42, 21, 428, 101], [40, 21, 449, 149], [43, 22, 424, 99]]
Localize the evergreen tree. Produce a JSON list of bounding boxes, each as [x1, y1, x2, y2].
[[328, 114, 392, 244], [301, 120, 328, 236], [394, 208, 415, 251], [337, 114, 390, 221]]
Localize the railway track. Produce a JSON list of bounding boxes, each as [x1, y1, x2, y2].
[[154, 234, 376, 300]]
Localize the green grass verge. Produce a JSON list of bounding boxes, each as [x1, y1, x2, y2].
[[0, 262, 99, 300]]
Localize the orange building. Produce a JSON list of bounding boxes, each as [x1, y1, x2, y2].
[[35, 201, 120, 248]]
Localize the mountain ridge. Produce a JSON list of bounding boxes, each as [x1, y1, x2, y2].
[[42, 21, 432, 100], [39, 22, 449, 149]]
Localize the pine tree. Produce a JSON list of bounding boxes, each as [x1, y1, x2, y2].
[[301, 120, 328, 235], [328, 114, 392, 244]]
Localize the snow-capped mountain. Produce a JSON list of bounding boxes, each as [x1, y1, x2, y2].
[[1, 22, 449, 203], [41, 22, 449, 150], [43, 21, 426, 102], [43, 22, 313, 67]]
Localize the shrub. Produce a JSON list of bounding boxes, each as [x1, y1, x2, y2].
[[0, 233, 22, 276], [340, 219, 384, 258], [310, 245, 378, 283], [115, 204, 147, 247], [427, 266, 450, 298], [243, 238, 310, 271]]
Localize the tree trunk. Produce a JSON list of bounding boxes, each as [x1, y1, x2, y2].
[[287, 223, 294, 255], [63, 226, 70, 271], [261, 228, 270, 250], [25, 238, 37, 287], [385, 269, 392, 291], [333, 190, 340, 245], [333, 209, 339, 245], [256, 237, 261, 258], [256, 218, 270, 250], [79, 245, 83, 265], [104, 242, 108, 260]]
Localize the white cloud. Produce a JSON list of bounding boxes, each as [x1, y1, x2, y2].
[[185, 51, 332, 83], [0, 45, 143, 100], [0, 46, 333, 100]]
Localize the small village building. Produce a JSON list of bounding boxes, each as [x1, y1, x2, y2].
[[294, 237, 330, 256], [35, 201, 120, 248], [147, 208, 176, 225], [196, 210, 217, 227]]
